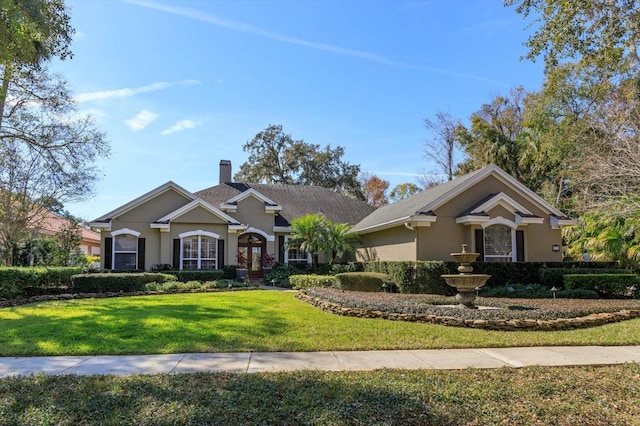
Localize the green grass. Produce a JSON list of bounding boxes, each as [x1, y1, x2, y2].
[[2, 290, 640, 356], [1, 365, 639, 425]]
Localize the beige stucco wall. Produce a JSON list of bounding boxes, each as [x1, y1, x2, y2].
[[416, 217, 469, 261], [357, 226, 416, 261], [231, 196, 275, 233]]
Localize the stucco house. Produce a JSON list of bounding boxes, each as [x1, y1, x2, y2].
[[354, 164, 577, 263], [90, 162, 576, 274], [89, 160, 374, 278]]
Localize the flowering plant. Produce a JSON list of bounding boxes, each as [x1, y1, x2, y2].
[[236, 250, 247, 268], [262, 253, 276, 268]]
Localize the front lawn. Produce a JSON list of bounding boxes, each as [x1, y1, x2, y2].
[[2, 291, 640, 356]]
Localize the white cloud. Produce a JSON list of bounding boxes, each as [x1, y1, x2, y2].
[[161, 119, 198, 135], [75, 80, 200, 103], [124, 110, 159, 131]]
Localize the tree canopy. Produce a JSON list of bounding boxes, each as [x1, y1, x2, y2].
[[361, 173, 389, 208], [0, 1, 108, 265], [506, 0, 640, 76], [235, 124, 364, 200]]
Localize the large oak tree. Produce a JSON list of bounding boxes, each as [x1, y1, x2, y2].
[[235, 124, 364, 199]]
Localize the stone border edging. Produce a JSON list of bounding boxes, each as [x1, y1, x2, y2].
[[296, 292, 640, 331]]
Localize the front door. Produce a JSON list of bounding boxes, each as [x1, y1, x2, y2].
[[238, 233, 264, 279]]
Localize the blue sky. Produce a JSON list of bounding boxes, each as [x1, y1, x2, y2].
[[53, 0, 544, 221]]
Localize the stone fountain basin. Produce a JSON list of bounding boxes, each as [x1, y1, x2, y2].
[[450, 253, 480, 264], [441, 274, 491, 292]]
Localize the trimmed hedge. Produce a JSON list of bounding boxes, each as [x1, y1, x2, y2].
[[364, 261, 451, 294], [0, 267, 83, 299], [539, 268, 631, 288], [71, 273, 176, 293], [289, 274, 336, 290], [334, 272, 394, 292], [564, 274, 639, 299]]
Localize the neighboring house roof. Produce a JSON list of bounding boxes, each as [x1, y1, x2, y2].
[[354, 165, 575, 234], [40, 210, 100, 244], [195, 183, 375, 227]]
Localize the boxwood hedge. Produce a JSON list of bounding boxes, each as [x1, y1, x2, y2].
[[71, 273, 176, 293]]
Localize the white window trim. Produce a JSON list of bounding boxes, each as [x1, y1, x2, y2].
[[111, 229, 139, 270], [283, 235, 311, 264], [179, 231, 219, 270], [111, 228, 141, 237]]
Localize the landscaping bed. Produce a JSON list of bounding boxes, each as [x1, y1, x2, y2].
[[298, 288, 640, 331]]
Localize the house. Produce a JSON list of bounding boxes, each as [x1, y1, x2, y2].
[[353, 165, 577, 262], [89, 162, 576, 274], [89, 160, 374, 277], [40, 210, 101, 257]]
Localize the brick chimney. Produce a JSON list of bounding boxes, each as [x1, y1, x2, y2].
[[219, 160, 232, 184]]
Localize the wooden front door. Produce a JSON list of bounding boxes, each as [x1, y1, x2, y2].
[[238, 233, 264, 279]]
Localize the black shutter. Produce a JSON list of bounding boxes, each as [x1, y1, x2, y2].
[[104, 237, 113, 269], [173, 239, 180, 269], [278, 235, 285, 263], [474, 229, 484, 261], [137, 238, 146, 271], [516, 230, 525, 262], [217, 239, 225, 269]]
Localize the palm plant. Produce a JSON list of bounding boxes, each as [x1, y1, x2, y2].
[[326, 222, 359, 264], [288, 214, 329, 273]]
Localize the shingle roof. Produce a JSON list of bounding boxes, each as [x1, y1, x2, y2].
[[353, 167, 490, 232], [195, 183, 375, 226]]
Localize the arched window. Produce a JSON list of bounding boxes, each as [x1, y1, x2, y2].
[[180, 231, 219, 270], [484, 224, 513, 262], [112, 229, 140, 270]]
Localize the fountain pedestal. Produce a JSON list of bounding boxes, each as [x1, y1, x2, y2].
[[441, 244, 490, 308]]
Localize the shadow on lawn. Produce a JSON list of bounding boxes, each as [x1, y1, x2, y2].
[[0, 371, 449, 425], [0, 294, 292, 355]]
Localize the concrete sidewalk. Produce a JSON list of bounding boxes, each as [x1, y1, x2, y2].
[[1, 346, 639, 377]]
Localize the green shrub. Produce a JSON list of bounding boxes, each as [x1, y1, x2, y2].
[[289, 274, 336, 290], [564, 274, 639, 298], [364, 261, 451, 294], [0, 267, 83, 299], [539, 268, 631, 288], [334, 272, 394, 292], [480, 283, 598, 299], [264, 264, 306, 288], [329, 262, 363, 275], [71, 273, 175, 293]]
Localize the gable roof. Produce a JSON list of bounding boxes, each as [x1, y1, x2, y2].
[[354, 165, 572, 234], [155, 199, 241, 225], [90, 181, 196, 226], [195, 183, 374, 226]]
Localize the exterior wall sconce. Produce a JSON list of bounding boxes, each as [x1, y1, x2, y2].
[[552, 244, 561, 252]]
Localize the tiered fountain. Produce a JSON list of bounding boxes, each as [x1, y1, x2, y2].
[[441, 244, 491, 308]]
